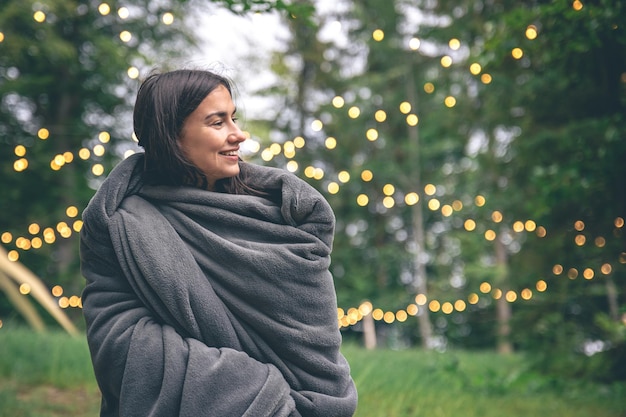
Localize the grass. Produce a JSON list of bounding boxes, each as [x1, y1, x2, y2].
[[0, 328, 625, 417]]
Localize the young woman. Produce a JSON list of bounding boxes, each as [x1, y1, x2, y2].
[[80, 69, 358, 417]]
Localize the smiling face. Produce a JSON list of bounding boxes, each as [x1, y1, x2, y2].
[[178, 84, 246, 190]]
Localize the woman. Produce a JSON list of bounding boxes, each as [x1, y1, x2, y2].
[[80, 69, 358, 417]]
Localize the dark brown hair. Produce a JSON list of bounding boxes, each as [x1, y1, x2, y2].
[[133, 69, 258, 194]]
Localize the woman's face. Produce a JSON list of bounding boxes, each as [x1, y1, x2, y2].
[[178, 84, 246, 190]]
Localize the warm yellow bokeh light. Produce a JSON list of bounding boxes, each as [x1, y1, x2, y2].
[[119, 31, 132, 42], [118, 7, 130, 19], [415, 294, 427, 305], [429, 300, 441, 312], [372, 29, 384, 41], [332, 96, 345, 108], [424, 82, 435, 93], [325, 136, 337, 149], [98, 3, 111, 15], [348, 106, 361, 118], [441, 205, 453, 217], [574, 220, 585, 231], [374, 109, 387, 122], [1, 232, 12, 244], [356, 194, 369, 206], [127, 67, 139, 79], [162, 12, 174, 25], [383, 311, 395, 323], [405, 192, 419, 206], [512, 48, 524, 59], [293, 136, 305, 148], [383, 196, 395, 209], [361, 169, 373, 182], [469, 63, 482, 75], [311, 119, 323, 131], [505, 291, 517, 302], [479, 282, 491, 293], [553, 264, 564, 275], [449, 38, 460, 50], [338, 171, 350, 183], [15, 145, 26, 157], [286, 160, 298, 173], [444, 96, 456, 107], [28, 223, 40, 235], [481, 73, 492, 84], [474, 195, 486, 206], [572, 0, 583, 10], [327, 182, 339, 194], [66, 206, 79, 218], [464, 219, 476, 231], [383, 184, 395, 196], [536, 280, 547, 292], [525, 25, 538, 40], [38, 128, 50, 140], [406, 114, 419, 126], [468, 293, 479, 304], [33, 11, 46, 22], [440, 56, 452, 68], [366, 128, 379, 141], [399, 101, 411, 114], [92, 164, 105, 176], [491, 211, 503, 223], [14, 159, 28, 172], [79, 148, 91, 160], [513, 221, 525, 232], [484, 229, 496, 241], [428, 199, 440, 211], [409, 37, 420, 50]]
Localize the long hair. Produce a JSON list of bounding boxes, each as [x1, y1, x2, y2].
[[133, 69, 259, 195]]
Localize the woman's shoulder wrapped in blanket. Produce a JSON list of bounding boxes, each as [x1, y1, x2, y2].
[[80, 152, 358, 416]]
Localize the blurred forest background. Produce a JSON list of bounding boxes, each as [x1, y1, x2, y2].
[[0, 0, 625, 385]]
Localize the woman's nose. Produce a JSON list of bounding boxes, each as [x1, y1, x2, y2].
[[229, 124, 247, 143]]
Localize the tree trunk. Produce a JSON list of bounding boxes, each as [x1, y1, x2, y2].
[[362, 312, 377, 350], [406, 66, 433, 348], [606, 275, 619, 321], [494, 232, 513, 354]]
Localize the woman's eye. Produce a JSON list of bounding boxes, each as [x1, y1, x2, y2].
[[232, 117, 239, 123]]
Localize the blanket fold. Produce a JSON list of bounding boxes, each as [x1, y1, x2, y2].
[[81, 152, 357, 417]]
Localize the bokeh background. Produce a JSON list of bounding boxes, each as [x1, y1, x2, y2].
[[1, 0, 625, 415]]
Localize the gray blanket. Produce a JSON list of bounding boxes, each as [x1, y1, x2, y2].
[[80, 153, 357, 417]]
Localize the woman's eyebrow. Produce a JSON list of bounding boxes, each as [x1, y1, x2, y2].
[[203, 108, 237, 121]]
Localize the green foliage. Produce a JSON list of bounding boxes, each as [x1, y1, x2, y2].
[[0, 326, 95, 387], [0, 328, 625, 417], [343, 344, 626, 417]]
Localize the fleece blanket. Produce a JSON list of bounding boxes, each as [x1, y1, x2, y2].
[[80, 152, 357, 417]]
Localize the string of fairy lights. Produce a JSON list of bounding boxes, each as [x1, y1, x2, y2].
[[2, 0, 622, 330]]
